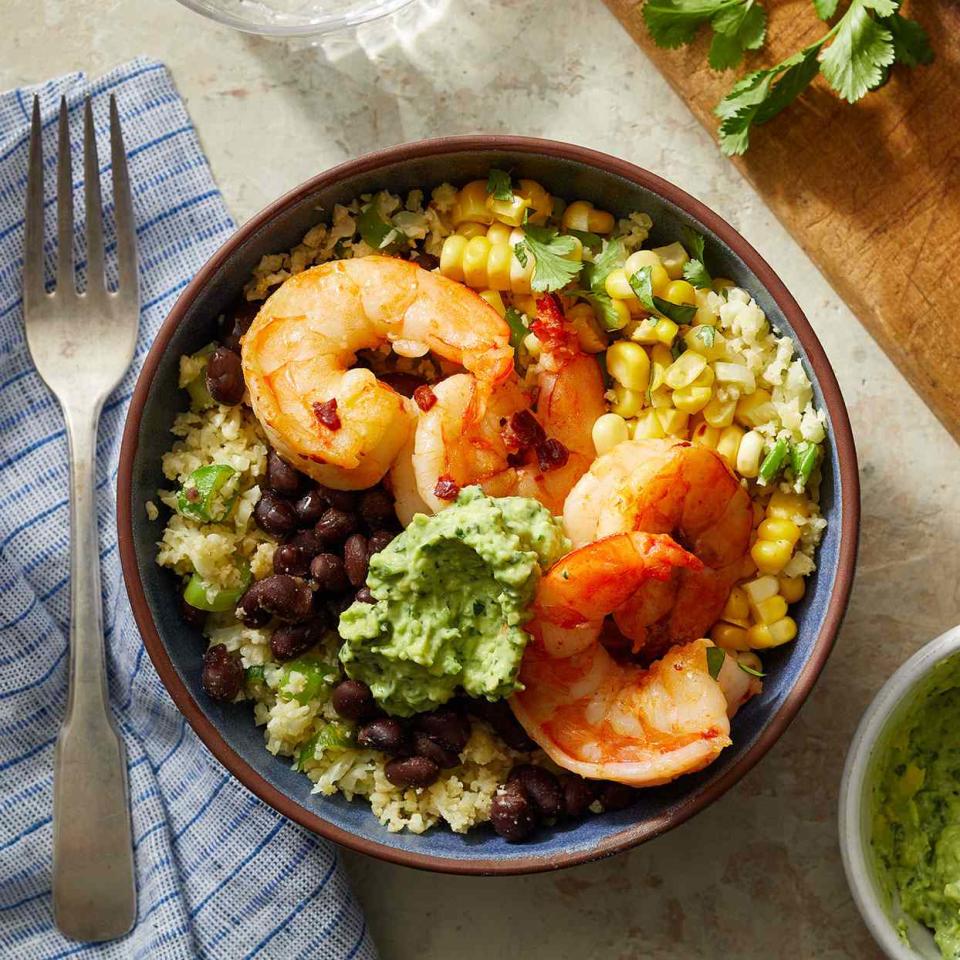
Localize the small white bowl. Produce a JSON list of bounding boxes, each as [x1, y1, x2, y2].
[[839, 624, 960, 959]]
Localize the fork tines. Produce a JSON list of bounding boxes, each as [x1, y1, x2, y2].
[[24, 94, 138, 311]]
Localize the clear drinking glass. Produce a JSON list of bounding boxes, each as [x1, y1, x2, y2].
[[175, 0, 417, 36]]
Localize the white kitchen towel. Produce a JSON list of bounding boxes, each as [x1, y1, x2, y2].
[[0, 58, 377, 960]]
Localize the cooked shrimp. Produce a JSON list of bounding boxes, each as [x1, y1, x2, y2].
[[241, 256, 513, 489], [396, 295, 606, 517], [509, 532, 732, 786], [563, 438, 752, 657]]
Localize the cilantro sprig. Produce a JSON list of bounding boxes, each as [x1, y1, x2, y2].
[[628, 266, 698, 324], [643, 0, 767, 71], [515, 225, 583, 293], [681, 226, 712, 289], [486, 168, 513, 201], [577, 239, 628, 330], [642, 0, 932, 155]]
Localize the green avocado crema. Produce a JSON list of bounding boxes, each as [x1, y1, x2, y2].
[[337, 486, 570, 717], [872, 655, 960, 958]]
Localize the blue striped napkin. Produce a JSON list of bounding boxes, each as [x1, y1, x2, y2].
[[0, 58, 377, 960]]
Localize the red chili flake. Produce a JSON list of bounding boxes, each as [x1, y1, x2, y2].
[[413, 384, 438, 412], [535, 438, 569, 473], [312, 398, 341, 431], [503, 410, 546, 451], [184, 485, 200, 502], [433, 475, 460, 500], [529, 293, 579, 362]]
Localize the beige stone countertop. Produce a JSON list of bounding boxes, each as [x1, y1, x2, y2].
[[5, 0, 959, 956]]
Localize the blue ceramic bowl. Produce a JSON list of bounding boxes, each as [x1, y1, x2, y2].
[[118, 137, 860, 874]]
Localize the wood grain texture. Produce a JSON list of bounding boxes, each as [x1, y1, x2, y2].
[[603, 0, 960, 441]]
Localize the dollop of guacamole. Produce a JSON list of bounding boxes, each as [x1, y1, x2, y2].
[[337, 486, 569, 717], [872, 655, 960, 958]]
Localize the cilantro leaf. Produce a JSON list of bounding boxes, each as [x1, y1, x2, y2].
[[738, 660, 765, 678], [583, 238, 627, 296], [628, 266, 698, 324], [504, 307, 529, 366], [358, 204, 399, 251], [812, 0, 839, 19], [487, 168, 513, 201], [820, 1, 896, 103], [709, 2, 767, 69], [681, 227, 712, 288], [583, 292, 628, 332], [881, 12, 934, 67], [706, 646, 726, 680], [516, 225, 583, 293], [566, 228, 604, 251], [642, 0, 723, 48], [694, 325, 716, 348], [681, 225, 707, 263]]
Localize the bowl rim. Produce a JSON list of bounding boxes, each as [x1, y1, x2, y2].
[[839, 624, 960, 959], [117, 134, 860, 876]]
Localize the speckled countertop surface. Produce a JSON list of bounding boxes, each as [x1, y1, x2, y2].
[[5, 1, 959, 956]]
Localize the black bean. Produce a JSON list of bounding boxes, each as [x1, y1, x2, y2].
[[314, 508, 359, 548], [221, 299, 259, 352], [294, 488, 329, 527], [237, 575, 313, 625], [321, 487, 357, 512], [343, 534, 369, 588], [266, 450, 303, 497], [412, 252, 440, 271], [354, 587, 376, 604], [559, 775, 597, 819], [414, 709, 470, 753], [331, 679, 378, 721], [507, 764, 564, 819], [466, 698, 537, 752], [359, 488, 396, 529], [179, 594, 207, 628], [384, 756, 440, 789], [272, 542, 310, 577], [412, 731, 460, 769], [269, 616, 327, 662], [201, 644, 244, 702], [596, 782, 638, 812], [206, 346, 245, 405], [357, 718, 410, 756], [367, 529, 396, 555], [310, 553, 350, 594], [490, 782, 538, 842], [254, 493, 298, 537], [287, 528, 325, 560]]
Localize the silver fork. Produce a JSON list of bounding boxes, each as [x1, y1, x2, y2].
[[24, 95, 138, 942]]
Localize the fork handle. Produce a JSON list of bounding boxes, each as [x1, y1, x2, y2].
[[52, 403, 136, 942]]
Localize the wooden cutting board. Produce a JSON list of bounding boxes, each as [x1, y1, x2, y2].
[[603, 0, 960, 442]]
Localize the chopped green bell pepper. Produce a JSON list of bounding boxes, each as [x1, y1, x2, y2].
[[278, 656, 329, 705], [183, 563, 251, 613], [177, 464, 237, 523], [297, 721, 356, 770], [184, 343, 216, 411], [792, 441, 819, 489], [758, 437, 789, 484]]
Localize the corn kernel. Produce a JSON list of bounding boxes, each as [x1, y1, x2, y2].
[[650, 241, 689, 280], [512, 294, 538, 316], [478, 290, 506, 317], [767, 490, 810, 520], [693, 365, 715, 388], [607, 341, 651, 393], [703, 394, 736, 428], [486, 222, 513, 245], [715, 424, 744, 467], [486, 193, 530, 226], [778, 576, 806, 604], [711, 622, 750, 651], [691, 421, 720, 449], [440, 234, 468, 282], [736, 430, 764, 478], [611, 384, 645, 418], [516, 179, 552, 225], [657, 408, 689, 437], [607, 298, 632, 331], [723, 585, 750, 622], [672, 385, 712, 414], [749, 617, 797, 648], [713, 362, 756, 394], [486, 243, 512, 291], [462, 235, 492, 289], [624, 250, 670, 296], [753, 594, 789, 625], [751, 538, 794, 576], [649, 386, 674, 409], [746, 624, 773, 649], [758, 518, 801, 546], [456, 221, 488, 239], [712, 277, 735, 293], [567, 303, 607, 353], [630, 317, 660, 345], [562, 200, 615, 234], [592, 413, 630, 456], [664, 351, 707, 390], [452, 181, 494, 225], [743, 575, 779, 604], [604, 268, 636, 302], [662, 280, 697, 307], [510, 240, 534, 294], [735, 388, 776, 429], [631, 409, 666, 439], [523, 332, 541, 358], [653, 318, 679, 345], [684, 325, 728, 362]]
